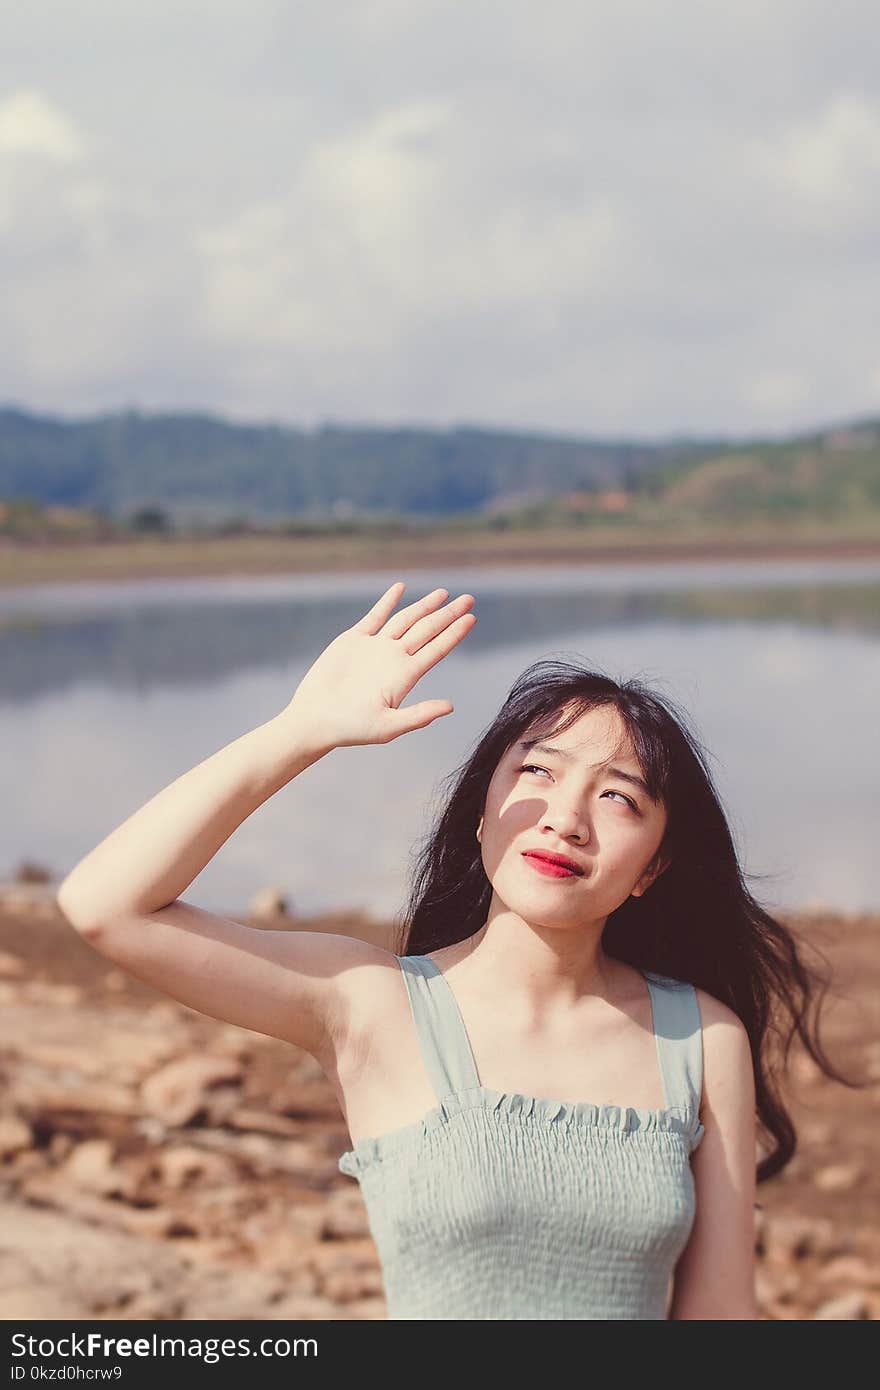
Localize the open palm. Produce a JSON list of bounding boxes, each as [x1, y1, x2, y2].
[[283, 582, 477, 748]]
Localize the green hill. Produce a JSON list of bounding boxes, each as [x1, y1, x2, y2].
[[0, 405, 878, 531], [643, 428, 880, 523]]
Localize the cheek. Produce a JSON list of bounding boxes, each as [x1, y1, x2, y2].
[[484, 793, 533, 842], [578, 823, 658, 878]]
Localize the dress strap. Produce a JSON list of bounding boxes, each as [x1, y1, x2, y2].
[[643, 971, 704, 1124], [395, 955, 482, 1104]]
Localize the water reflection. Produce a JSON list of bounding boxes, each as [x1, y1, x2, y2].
[[1, 563, 878, 706], [3, 559, 879, 918]]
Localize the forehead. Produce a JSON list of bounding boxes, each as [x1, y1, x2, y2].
[[515, 704, 636, 762]]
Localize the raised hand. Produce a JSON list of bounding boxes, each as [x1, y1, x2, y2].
[[280, 582, 477, 749]]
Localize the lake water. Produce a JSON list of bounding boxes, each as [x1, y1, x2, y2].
[[2, 557, 878, 919]]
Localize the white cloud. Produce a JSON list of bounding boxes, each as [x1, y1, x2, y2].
[[743, 370, 810, 415], [194, 98, 626, 362], [745, 92, 880, 225], [0, 4, 878, 433], [0, 89, 86, 162]]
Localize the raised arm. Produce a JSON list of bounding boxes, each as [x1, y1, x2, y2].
[[55, 581, 477, 1067]]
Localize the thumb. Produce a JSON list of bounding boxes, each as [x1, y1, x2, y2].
[[386, 699, 454, 738]]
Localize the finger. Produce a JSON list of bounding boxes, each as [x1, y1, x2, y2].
[[353, 581, 406, 635], [384, 698, 455, 738], [408, 611, 477, 676], [400, 593, 475, 655], [382, 587, 450, 641]]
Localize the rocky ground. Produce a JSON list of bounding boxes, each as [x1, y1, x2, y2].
[[0, 879, 877, 1321]]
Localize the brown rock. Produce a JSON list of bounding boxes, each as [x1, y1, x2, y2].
[[322, 1267, 386, 1302], [140, 1053, 244, 1126], [320, 1194, 372, 1240], [48, 1133, 74, 1161], [19, 1171, 137, 1232], [2, 1149, 43, 1179], [0, 1113, 32, 1156], [764, 1215, 837, 1262], [308, 1236, 379, 1275], [23, 981, 82, 1006], [116, 1205, 201, 1239], [755, 1268, 801, 1304], [243, 1245, 321, 1293], [266, 1254, 323, 1289], [813, 1291, 871, 1319], [814, 1163, 864, 1192], [226, 1106, 301, 1137], [20, 1081, 140, 1117], [101, 1288, 187, 1320], [0, 1197, 195, 1318], [275, 1081, 345, 1120], [9, 865, 52, 886], [819, 1256, 880, 1287], [279, 1206, 330, 1243], [62, 1138, 138, 1199], [179, 1266, 292, 1319], [0, 884, 53, 914], [152, 1144, 238, 1189], [145, 1001, 185, 1026], [264, 1294, 344, 1320], [0, 1284, 88, 1319], [210, 1025, 258, 1061], [250, 887, 291, 921]]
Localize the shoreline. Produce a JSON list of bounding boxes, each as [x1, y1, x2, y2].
[[2, 526, 880, 590], [2, 878, 875, 942]]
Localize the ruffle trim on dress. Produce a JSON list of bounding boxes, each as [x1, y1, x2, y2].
[[338, 1083, 705, 1176]]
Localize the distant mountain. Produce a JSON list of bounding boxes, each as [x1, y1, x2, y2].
[[0, 405, 878, 526], [0, 406, 731, 524]]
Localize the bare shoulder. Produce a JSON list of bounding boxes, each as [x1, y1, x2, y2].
[[693, 986, 756, 1117], [693, 985, 748, 1033]]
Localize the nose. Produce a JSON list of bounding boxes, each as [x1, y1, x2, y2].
[[540, 801, 589, 843]]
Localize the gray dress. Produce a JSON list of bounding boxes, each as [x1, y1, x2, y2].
[[338, 953, 705, 1319]]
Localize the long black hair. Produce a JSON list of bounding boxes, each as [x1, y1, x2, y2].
[[395, 658, 857, 1182]]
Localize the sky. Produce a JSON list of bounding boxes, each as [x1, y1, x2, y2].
[[1, 0, 879, 441]]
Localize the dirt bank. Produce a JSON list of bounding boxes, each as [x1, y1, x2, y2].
[[2, 524, 879, 590], [0, 883, 877, 1320]]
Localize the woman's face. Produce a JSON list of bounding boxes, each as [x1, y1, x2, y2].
[[477, 703, 669, 930]]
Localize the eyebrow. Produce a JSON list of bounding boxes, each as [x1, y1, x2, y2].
[[517, 740, 652, 798]]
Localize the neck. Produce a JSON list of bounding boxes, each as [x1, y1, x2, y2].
[[449, 897, 623, 1016]]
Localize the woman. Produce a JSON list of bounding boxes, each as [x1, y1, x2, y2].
[[56, 581, 844, 1320]]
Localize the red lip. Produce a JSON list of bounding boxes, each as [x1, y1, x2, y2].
[[522, 851, 584, 877]]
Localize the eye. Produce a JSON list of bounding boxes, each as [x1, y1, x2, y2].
[[522, 767, 639, 811]]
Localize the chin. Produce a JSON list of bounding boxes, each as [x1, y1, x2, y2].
[[501, 893, 586, 927]]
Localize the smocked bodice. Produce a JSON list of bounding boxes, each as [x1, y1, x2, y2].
[[337, 954, 704, 1319]]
